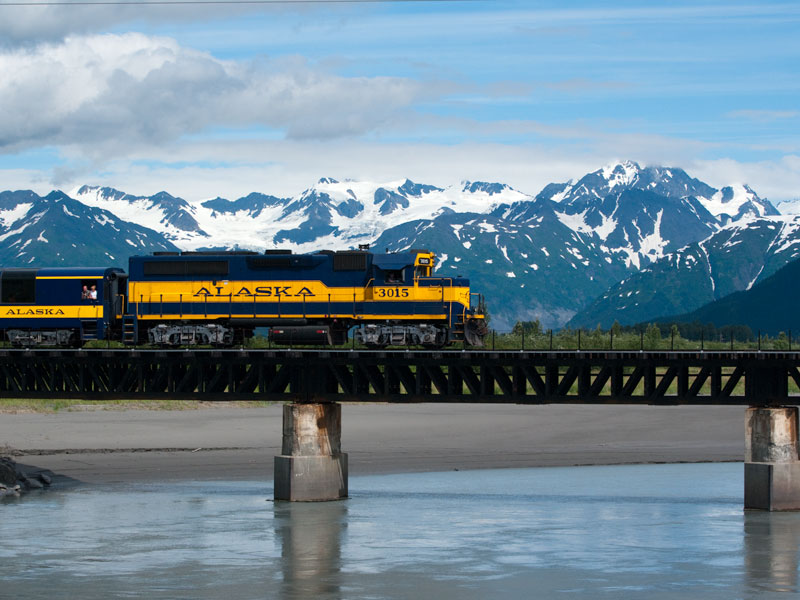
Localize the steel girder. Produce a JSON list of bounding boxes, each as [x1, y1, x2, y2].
[[0, 349, 797, 405]]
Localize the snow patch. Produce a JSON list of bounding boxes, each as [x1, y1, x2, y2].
[[62, 205, 79, 218], [0, 203, 32, 227]]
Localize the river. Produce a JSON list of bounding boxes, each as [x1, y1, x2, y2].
[[1, 463, 798, 599]]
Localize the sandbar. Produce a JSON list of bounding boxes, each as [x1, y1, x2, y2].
[[0, 404, 746, 485]]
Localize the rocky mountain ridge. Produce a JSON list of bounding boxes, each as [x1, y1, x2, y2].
[[0, 161, 788, 329]]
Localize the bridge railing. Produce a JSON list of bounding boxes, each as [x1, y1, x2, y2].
[[475, 328, 794, 353]]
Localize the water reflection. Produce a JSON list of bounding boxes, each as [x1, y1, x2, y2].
[[744, 512, 800, 594], [274, 501, 347, 600], [5, 465, 800, 599]]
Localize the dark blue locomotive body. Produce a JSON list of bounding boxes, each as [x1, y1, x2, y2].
[[0, 249, 487, 347]]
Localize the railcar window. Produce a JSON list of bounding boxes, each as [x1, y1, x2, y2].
[[1, 271, 36, 303], [143, 260, 229, 276], [81, 279, 99, 300]]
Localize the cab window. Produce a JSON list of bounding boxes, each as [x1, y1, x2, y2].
[[385, 270, 403, 284]]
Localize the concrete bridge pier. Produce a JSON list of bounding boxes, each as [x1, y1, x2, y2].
[[274, 403, 348, 502], [745, 407, 800, 511]]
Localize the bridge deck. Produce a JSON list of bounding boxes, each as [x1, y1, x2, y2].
[[1, 349, 798, 405]]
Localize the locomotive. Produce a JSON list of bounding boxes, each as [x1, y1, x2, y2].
[[0, 248, 488, 348]]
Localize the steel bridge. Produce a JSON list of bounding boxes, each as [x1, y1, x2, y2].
[[0, 348, 798, 405]]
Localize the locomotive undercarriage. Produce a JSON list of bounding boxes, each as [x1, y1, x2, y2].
[[5, 319, 485, 349], [147, 323, 235, 346], [354, 324, 449, 348], [6, 329, 77, 347]]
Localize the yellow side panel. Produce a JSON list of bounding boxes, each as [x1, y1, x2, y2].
[[0, 305, 103, 319], [130, 281, 471, 305], [129, 280, 351, 303]]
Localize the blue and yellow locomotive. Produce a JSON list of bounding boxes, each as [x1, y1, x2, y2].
[[0, 248, 487, 348]]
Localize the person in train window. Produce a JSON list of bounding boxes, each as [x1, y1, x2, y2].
[[82, 285, 90, 300], [89, 285, 97, 300]]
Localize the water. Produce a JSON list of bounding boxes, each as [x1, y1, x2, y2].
[[1, 463, 799, 599]]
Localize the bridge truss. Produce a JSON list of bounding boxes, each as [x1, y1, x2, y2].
[[0, 349, 798, 405]]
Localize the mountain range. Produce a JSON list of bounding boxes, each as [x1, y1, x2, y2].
[[0, 161, 795, 330], [649, 255, 800, 337]]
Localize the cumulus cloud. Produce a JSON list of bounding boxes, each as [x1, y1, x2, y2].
[[0, 2, 305, 45], [690, 155, 800, 205], [0, 33, 427, 155]]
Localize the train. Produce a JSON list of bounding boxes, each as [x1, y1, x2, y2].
[[0, 247, 488, 348]]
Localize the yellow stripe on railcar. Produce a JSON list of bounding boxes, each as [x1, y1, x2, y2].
[[0, 305, 104, 319]]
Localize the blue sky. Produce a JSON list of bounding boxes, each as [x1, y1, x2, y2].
[[0, 0, 798, 202]]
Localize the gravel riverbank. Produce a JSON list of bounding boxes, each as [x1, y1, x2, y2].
[[0, 404, 747, 485]]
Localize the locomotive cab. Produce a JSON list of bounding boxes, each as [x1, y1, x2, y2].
[[353, 249, 487, 347]]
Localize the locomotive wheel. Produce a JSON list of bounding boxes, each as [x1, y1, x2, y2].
[[464, 319, 488, 347]]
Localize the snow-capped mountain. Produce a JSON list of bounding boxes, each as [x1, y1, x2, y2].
[[73, 185, 207, 244], [495, 188, 719, 269], [75, 178, 530, 253], [568, 215, 800, 328], [537, 161, 776, 223], [500, 161, 778, 269], [0, 161, 786, 329], [0, 190, 178, 266], [372, 210, 631, 327], [70, 163, 777, 270]]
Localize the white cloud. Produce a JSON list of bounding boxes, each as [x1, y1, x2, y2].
[[4, 136, 799, 208], [0, 138, 602, 200], [0, 2, 293, 45], [0, 33, 427, 155], [689, 155, 800, 205]]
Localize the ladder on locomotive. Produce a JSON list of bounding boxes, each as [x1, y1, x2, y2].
[[122, 315, 137, 344]]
